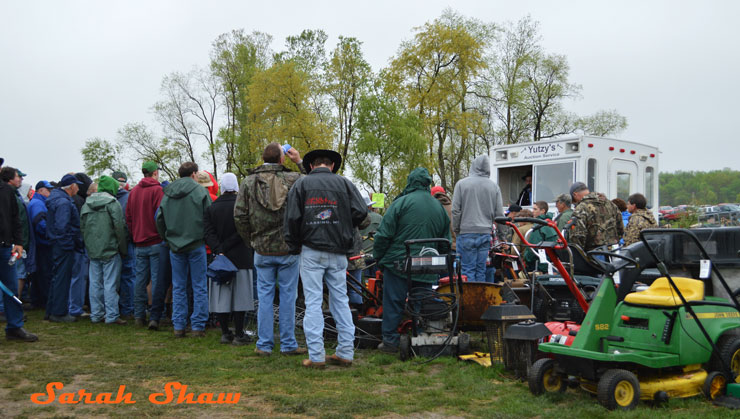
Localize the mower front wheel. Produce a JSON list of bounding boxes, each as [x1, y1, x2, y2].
[[528, 358, 566, 395], [597, 369, 640, 410], [703, 371, 728, 401]]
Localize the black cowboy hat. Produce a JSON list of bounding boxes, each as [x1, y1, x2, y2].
[[303, 149, 342, 174]]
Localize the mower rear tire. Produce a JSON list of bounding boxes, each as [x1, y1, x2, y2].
[[528, 358, 566, 395], [457, 332, 471, 355], [703, 371, 728, 401], [399, 334, 411, 361], [532, 296, 548, 323], [714, 336, 740, 382], [597, 369, 640, 410]]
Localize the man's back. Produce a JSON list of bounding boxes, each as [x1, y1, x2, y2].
[[623, 208, 657, 246], [235, 164, 301, 255], [126, 177, 164, 246], [373, 168, 450, 280], [156, 177, 210, 253], [569, 192, 623, 251], [452, 155, 504, 235], [46, 188, 80, 249], [284, 168, 367, 254]]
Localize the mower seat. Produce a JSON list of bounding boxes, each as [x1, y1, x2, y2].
[[623, 277, 704, 307]]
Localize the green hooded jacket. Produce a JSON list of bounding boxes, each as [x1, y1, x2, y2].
[[373, 168, 451, 283], [80, 192, 127, 260], [524, 212, 558, 272], [156, 177, 211, 253]]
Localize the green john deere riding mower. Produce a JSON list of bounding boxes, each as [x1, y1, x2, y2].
[[529, 228, 740, 410]]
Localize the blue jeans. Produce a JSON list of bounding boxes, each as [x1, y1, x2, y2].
[[89, 255, 122, 323], [381, 268, 432, 347], [48, 246, 75, 317], [254, 252, 299, 353], [347, 269, 363, 305], [118, 243, 136, 316], [69, 250, 89, 315], [170, 246, 208, 331], [0, 247, 24, 330], [31, 243, 52, 309], [301, 246, 354, 362], [150, 243, 172, 322], [457, 233, 491, 283], [134, 244, 160, 319]]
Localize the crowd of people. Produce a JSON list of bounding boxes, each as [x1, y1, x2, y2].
[[0, 149, 657, 366]]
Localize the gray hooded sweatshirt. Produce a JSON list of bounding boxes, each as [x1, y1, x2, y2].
[[451, 155, 505, 235]]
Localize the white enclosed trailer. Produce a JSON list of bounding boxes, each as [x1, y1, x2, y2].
[[490, 135, 659, 217]]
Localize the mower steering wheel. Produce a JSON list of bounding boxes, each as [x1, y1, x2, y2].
[[586, 250, 639, 274]]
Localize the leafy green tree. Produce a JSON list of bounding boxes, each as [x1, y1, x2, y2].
[[81, 137, 125, 179], [488, 15, 539, 145], [325, 36, 372, 164], [387, 9, 493, 192], [525, 52, 581, 141], [660, 169, 740, 206], [248, 60, 332, 164], [117, 122, 182, 181], [280, 29, 333, 134], [210, 30, 273, 176], [575, 110, 628, 137], [349, 91, 428, 199]]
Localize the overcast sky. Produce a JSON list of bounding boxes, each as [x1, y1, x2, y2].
[[2, 0, 738, 186]]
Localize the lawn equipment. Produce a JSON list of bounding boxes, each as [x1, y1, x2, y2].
[[494, 216, 593, 326], [529, 228, 740, 410], [345, 255, 385, 349], [397, 238, 470, 361]]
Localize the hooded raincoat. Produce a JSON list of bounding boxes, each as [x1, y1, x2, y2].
[[155, 177, 211, 253], [373, 168, 451, 283], [80, 192, 128, 260]]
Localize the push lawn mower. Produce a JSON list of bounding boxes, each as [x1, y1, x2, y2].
[[494, 216, 593, 327], [529, 228, 740, 410], [397, 238, 470, 361]]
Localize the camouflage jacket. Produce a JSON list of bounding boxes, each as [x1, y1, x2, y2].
[[623, 208, 657, 246], [234, 164, 303, 255], [568, 192, 624, 251]]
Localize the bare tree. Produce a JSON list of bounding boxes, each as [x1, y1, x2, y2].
[[178, 68, 222, 179], [153, 69, 222, 179], [153, 73, 197, 163]]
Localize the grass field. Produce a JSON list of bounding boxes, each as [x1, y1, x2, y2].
[[0, 310, 736, 418]]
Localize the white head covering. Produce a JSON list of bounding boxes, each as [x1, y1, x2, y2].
[[19, 183, 32, 204], [220, 173, 239, 193]]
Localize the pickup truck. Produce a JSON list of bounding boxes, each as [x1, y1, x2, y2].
[[698, 204, 740, 223]]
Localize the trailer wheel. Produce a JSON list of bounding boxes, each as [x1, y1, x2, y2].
[[597, 369, 640, 410], [399, 334, 412, 361], [716, 336, 740, 382], [528, 358, 565, 395], [703, 371, 728, 401]]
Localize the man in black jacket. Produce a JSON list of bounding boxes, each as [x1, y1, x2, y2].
[[0, 166, 38, 341], [284, 149, 367, 368]]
